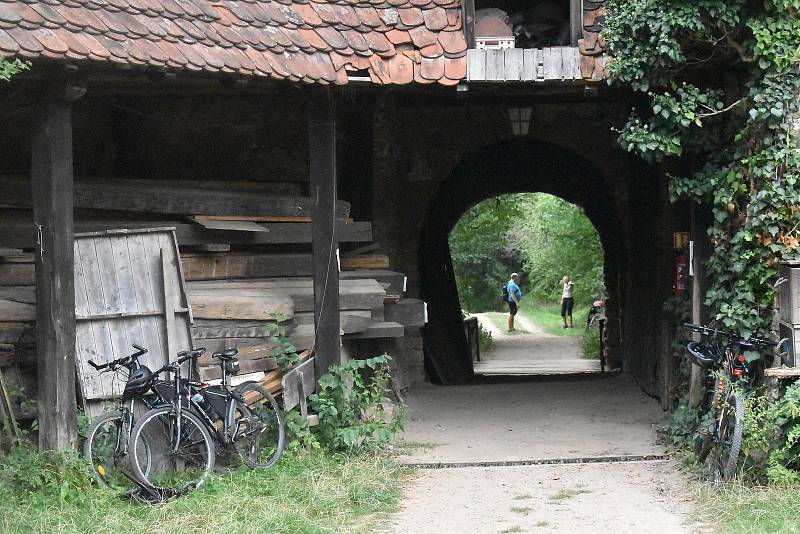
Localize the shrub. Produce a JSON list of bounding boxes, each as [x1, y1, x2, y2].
[[0, 447, 93, 503], [304, 354, 405, 451]]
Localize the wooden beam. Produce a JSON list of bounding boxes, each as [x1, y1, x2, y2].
[[0, 220, 372, 248], [308, 90, 341, 379], [0, 175, 351, 218], [31, 94, 78, 451]]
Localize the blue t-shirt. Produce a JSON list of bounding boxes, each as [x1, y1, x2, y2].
[[506, 281, 522, 302]]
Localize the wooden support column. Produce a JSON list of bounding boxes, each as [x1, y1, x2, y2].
[[31, 77, 83, 451], [688, 204, 710, 408], [308, 90, 341, 381]]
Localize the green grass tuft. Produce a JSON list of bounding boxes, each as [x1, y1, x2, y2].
[[519, 302, 587, 338], [547, 488, 591, 501], [697, 482, 800, 534], [510, 506, 532, 515], [0, 450, 408, 534]]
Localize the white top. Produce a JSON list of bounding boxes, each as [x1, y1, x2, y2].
[[562, 281, 573, 299]]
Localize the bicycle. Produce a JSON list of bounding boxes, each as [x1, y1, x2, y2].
[[128, 347, 285, 493], [682, 323, 777, 484], [82, 344, 172, 492]]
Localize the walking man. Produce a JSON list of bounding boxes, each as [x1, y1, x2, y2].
[[561, 275, 574, 328], [506, 273, 522, 332]]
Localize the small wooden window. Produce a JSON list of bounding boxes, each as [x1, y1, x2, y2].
[[466, 0, 583, 48]]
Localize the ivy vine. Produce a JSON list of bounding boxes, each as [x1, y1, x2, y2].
[[604, 0, 800, 336]]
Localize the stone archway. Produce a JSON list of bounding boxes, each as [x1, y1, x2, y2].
[[418, 137, 626, 384]]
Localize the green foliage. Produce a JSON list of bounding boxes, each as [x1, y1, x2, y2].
[[604, 0, 800, 337], [0, 449, 406, 533], [449, 193, 604, 312], [0, 447, 93, 503], [265, 322, 300, 372], [0, 58, 29, 81], [515, 194, 604, 304], [663, 395, 701, 448], [308, 354, 405, 451], [581, 327, 601, 360], [449, 195, 527, 312], [478, 320, 493, 353]]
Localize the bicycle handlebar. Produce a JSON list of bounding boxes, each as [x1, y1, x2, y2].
[[87, 344, 149, 371], [681, 323, 777, 348]]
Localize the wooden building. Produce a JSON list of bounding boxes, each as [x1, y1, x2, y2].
[[0, 0, 691, 450]]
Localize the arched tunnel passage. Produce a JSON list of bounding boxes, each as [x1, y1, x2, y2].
[[419, 137, 627, 384]]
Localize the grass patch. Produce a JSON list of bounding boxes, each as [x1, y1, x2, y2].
[[0, 450, 408, 534], [697, 482, 800, 534], [500, 527, 524, 533], [535, 521, 550, 527], [519, 301, 587, 338], [548, 488, 591, 501], [510, 506, 532, 515], [512, 493, 532, 500]]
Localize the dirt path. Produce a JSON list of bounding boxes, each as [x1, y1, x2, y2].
[[472, 313, 600, 375], [388, 314, 701, 533]]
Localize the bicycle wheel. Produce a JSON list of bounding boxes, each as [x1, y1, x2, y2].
[[83, 411, 151, 492], [233, 382, 285, 468], [712, 393, 744, 484], [129, 406, 215, 492]]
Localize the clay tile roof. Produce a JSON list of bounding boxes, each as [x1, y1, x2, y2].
[[0, 0, 467, 85], [579, 0, 607, 81]]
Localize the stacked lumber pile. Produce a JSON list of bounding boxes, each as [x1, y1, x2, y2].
[[186, 277, 392, 379]]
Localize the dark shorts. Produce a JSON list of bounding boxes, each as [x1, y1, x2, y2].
[[507, 300, 518, 316], [561, 297, 574, 317]]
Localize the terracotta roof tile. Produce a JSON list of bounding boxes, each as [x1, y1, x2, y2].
[[579, 0, 607, 80], [1, 0, 466, 85], [0, 28, 19, 53]]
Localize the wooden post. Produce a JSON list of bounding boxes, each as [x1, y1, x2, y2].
[[308, 90, 341, 381], [688, 204, 710, 408], [31, 83, 81, 450]]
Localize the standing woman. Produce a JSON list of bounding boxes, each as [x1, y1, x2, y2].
[[561, 276, 574, 328]]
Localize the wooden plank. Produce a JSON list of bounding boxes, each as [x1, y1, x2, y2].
[[764, 367, 800, 378], [504, 48, 524, 81], [345, 321, 405, 339], [294, 310, 372, 333], [0, 262, 35, 285], [466, 49, 485, 81], [571, 47, 582, 80], [485, 49, 506, 81], [340, 270, 406, 295], [161, 249, 178, 361], [384, 299, 426, 327], [309, 91, 341, 378], [342, 255, 390, 270], [535, 48, 545, 81], [561, 47, 574, 81], [192, 320, 279, 339], [198, 357, 277, 381], [0, 175, 351, 218], [522, 49, 536, 81], [126, 232, 166, 370], [543, 47, 562, 80], [31, 97, 77, 451], [190, 219, 268, 232], [181, 253, 312, 280], [0, 300, 36, 321], [0, 221, 372, 248], [0, 322, 33, 344], [192, 215, 313, 223], [282, 357, 316, 410], [187, 282, 385, 312], [341, 242, 380, 258], [187, 292, 294, 320]]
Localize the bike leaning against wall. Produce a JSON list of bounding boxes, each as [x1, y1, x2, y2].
[[681, 323, 779, 484]]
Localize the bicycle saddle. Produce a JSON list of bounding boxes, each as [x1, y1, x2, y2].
[[213, 348, 238, 361], [177, 348, 206, 359]]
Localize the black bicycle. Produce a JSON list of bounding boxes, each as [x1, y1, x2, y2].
[[682, 323, 777, 483], [82, 344, 172, 492], [128, 347, 285, 493]]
